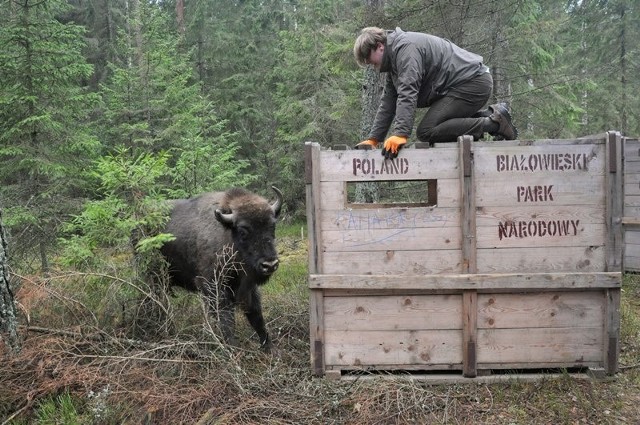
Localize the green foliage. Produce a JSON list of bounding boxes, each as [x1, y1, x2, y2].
[[164, 104, 255, 198], [96, 1, 254, 198], [135, 233, 176, 254], [0, 0, 100, 270], [59, 149, 172, 269], [94, 148, 170, 199], [35, 391, 82, 425]]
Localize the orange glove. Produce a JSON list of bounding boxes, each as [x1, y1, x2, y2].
[[354, 139, 378, 150], [382, 135, 407, 159]]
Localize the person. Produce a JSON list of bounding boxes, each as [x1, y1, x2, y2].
[[353, 27, 518, 159]]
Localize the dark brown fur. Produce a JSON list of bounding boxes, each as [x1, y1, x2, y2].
[[160, 188, 282, 350]]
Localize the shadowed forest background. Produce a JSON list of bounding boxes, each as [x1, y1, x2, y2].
[[1, 0, 639, 270], [1, 1, 640, 423]]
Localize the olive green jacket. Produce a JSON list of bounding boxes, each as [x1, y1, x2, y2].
[[368, 28, 489, 142]]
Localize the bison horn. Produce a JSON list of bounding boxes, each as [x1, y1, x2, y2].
[[271, 186, 283, 217], [214, 209, 234, 226]]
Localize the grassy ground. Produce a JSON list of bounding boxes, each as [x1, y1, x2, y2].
[[1, 225, 639, 424]]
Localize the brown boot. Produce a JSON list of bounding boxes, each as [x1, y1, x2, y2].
[[489, 103, 518, 140]]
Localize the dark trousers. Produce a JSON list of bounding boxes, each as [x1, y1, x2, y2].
[[416, 72, 493, 144]]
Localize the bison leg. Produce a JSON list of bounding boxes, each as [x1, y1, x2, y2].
[[199, 278, 238, 347], [217, 292, 238, 347], [244, 287, 271, 351]]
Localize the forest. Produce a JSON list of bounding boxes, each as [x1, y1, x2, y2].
[[0, 0, 639, 269], [1, 0, 640, 423]]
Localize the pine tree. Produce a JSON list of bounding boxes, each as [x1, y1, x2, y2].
[[0, 0, 100, 271], [97, 1, 253, 197]]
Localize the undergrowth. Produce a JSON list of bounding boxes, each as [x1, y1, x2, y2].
[[1, 226, 639, 424]]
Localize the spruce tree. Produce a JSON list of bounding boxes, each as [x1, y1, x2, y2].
[[0, 0, 100, 271]]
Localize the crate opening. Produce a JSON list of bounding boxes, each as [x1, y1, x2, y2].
[[346, 180, 437, 207]]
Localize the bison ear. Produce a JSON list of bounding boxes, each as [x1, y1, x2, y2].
[[271, 186, 283, 217], [215, 209, 234, 227]]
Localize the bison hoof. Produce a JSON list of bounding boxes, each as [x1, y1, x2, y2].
[[260, 340, 272, 353]]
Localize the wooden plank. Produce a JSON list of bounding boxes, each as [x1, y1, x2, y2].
[[319, 147, 460, 182], [477, 246, 606, 273], [623, 173, 640, 194], [463, 290, 477, 377], [319, 206, 461, 231], [622, 161, 640, 173], [622, 256, 640, 272], [461, 136, 477, 378], [324, 329, 463, 366], [475, 137, 605, 146], [623, 138, 640, 162], [322, 250, 463, 275], [475, 174, 605, 207], [323, 295, 462, 331], [476, 223, 606, 249], [462, 136, 477, 273], [336, 372, 595, 383], [622, 209, 640, 219], [476, 327, 603, 364], [310, 290, 325, 376], [474, 143, 605, 176], [604, 289, 620, 374], [606, 131, 623, 272], [624, 241, 640, 272], [624, 195, 640, 207], [476, 204, 605, 250], [305, 142, 325, 376], [477, 292, 605, 329], [476, 205, 604, 226], [306, 142, 323, 274], [328, 363, 462, 374], [308, 272, 621, 291], [624, 231, 640, 245], [321, 226, 462, 252], [624, 243, 640, 258], [480, 361, 602, 371], [318, 180, 461, 210]]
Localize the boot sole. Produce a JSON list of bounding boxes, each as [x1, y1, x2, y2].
[[493, 104, 519, 140]]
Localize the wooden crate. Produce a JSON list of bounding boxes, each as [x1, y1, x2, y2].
[[305, 132, 622, 380], [623, 137, 640, 271]]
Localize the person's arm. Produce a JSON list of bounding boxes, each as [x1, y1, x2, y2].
[[389, 44, 423, 138], [380, 44, 423, 158], [367, 74, 397, 143]]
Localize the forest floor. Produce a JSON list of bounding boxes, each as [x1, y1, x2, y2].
[[1, 235, 639, 424]]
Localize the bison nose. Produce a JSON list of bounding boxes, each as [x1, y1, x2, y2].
[[260, 259, 279, 275]]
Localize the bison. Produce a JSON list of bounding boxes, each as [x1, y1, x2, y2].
[[160, 186, 283, 350]]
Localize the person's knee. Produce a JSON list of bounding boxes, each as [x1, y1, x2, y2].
[[416, 125, 435, 143]]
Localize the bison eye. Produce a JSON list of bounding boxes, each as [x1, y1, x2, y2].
[[237, 227, 249, 239]]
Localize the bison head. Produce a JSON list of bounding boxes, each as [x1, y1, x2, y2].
[[214, 186, 283, 281]]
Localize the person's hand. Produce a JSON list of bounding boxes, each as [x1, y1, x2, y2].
[[382, 136, 407, 159], [354, 139, 378, 150]]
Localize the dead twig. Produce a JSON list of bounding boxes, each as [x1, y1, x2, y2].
[[619, 363, 640, 370], [1, 403, 29, 425]]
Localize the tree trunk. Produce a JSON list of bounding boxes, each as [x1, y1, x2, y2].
[[176, 0, 185, 35], [355, 67, 385, 203], [488, 1, 512, 105], [355, 0, 386, 204], [0, 210, 19, 353]]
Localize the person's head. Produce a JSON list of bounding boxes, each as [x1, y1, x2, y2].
[[354, 27, 387, 69]]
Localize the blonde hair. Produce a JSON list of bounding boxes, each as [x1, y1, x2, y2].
[[353, 27, 387, 67]]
